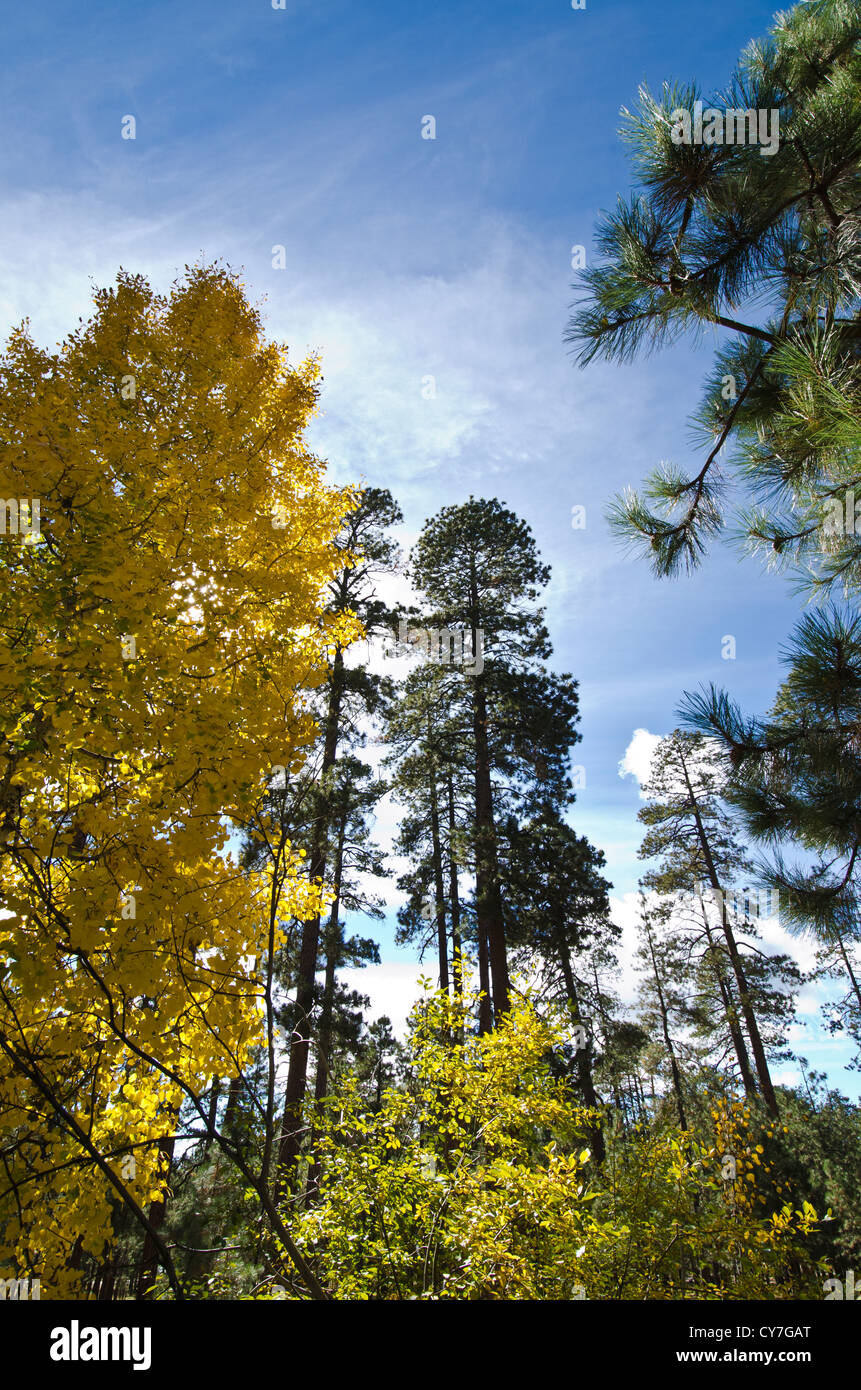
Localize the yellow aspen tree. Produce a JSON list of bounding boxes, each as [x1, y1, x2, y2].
[[0, 265, 359, 1298]]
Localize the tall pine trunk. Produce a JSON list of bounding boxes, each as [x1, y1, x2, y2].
[[224, 1075, 242, 1135], [428, 748, 449, 994], [643, 916, 688, 1131], [679, 751, 779, 1117], [591, 959, 624, 1118], [303, 892, 341, 1203], [204, 1078, 220, 1155], [468, 560, 509, 1023], [698, 896, 758, 1101], [834, 927, 861, 1017], [446, 775, 463, 1002], [471, 682, 509, 1021], [554, 927, 605, 1163], [277, 647, 344, 1186]]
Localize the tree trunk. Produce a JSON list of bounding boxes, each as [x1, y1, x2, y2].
[[204, 1078, 220, 1155], [224, 1075, 242, 1135], [471, 679, 509, 1021], [678, 747, 779, 1117], [303, 812, 347, 1204], [643, 916, 688, 1131], [554, 927, 605, 1164], [713, 881, 778, 1115], [136, 1134, 175, 1300], [697, 895, 758, 1101], [278, 646, 345, 1184], [468, 560, 509, 1023], [96, 1257, 117, 1301], [428, 751, 449, 995], [303, 899, 340, 1204], [446, 775, 463, 1005], [834, 927, 861, 1016], [476, 913, 492, 1034], [591, 959, 624, 1116]]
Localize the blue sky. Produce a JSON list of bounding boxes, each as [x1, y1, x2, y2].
[[3, 0, 855, 1091]]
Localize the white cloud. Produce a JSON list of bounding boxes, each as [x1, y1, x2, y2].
[[608, 891, 645, 1005], [339, 960, 428, 1039], [756, 913, 820, 973], [772, 1065, 803, 1087], [618, 728, 663, 794]]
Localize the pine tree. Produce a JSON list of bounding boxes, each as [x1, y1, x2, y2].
[[275, 487, 401, 1183], [682, 607, 861, 1063], [634, 897, 695, 1131], [567, 0, 861, 596], [383, 662, 470, 1005], [355, 1016, 405, 1111], [637, 731, 782, 1115], [502, 810, 614, 1158], [410, 498, 580, 1024], [300, 755, 387, 1199]]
